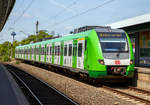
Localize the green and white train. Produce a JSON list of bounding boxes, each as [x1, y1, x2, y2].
[[15, 26, 134, 80]]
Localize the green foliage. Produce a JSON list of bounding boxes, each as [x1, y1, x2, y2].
[[0, 30, 53, 60], [2, 56, 11, 62]]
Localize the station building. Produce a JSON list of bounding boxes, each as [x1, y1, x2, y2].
[[108, 13, 150, 67]]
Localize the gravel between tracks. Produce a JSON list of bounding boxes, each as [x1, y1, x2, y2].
[[8, 62, 137, 105]]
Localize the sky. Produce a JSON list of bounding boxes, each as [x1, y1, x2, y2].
[[0, 0, 150, 43]]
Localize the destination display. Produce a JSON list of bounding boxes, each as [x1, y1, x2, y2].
[[99, 33, 126, 38]]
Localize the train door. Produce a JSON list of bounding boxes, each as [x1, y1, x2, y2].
[[77, 39, 85, 69], [68, 40, 73, 67], [72, 40, 77, 68], [54, 42, 61, 65], [41, 44, 45, 62], [63, 42, 68, 66]]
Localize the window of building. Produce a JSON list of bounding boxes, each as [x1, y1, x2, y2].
[[140, 32, 150, 65], [78, 43, 82, 57], [69, 44, 72, 56]]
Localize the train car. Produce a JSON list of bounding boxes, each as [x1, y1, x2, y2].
[[15, 26, 134, 81]]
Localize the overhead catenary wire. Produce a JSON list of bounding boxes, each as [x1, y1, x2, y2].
[[43, 0, 79, 24], [47, 0, 116, 28], [53, 0, 79, 18], [13, 0, 35, 26]]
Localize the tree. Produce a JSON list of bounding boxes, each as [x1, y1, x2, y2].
[[0, 30, 53, 60]]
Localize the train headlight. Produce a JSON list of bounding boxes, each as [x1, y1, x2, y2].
[[130, 60, 134, 65], [98, 59, 104, 65]]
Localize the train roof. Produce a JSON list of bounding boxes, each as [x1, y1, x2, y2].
[[16, 30, 93, 48], [16, 27, 125, 49]]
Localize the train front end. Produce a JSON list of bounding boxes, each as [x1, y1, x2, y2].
[[94, 29, 134, 80]]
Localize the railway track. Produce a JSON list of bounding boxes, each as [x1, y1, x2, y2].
[[5, 64, 78, 105], [10, 62, 150, 105], [102, 85, 150, 105]]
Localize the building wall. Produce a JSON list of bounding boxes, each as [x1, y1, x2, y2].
[[139, 30, 150, 65]]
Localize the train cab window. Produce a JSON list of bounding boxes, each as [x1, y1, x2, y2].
[[69, 44, 72, 56], [78, 43, 82, 57], [64, 45, 67, 56]]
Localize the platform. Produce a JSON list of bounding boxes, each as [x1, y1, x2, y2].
[[135, 67, 150, 91], [0, 64, 29, 105]]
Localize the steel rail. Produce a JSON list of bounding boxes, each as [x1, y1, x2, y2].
[[6, 64, 78, 105], [8, 69, 43, 105], [128, 86, 150, 95], [102, 86, 150, 105]]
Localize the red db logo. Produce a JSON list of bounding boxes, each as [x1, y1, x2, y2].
[[115, 60, 120, 64]]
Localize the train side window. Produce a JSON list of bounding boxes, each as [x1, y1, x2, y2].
[[50, 46, 52, 55], [41, 47, 44, 55], [36, 48, 37, 55], [73, 44, 77, 56], [29, 48, 30, 54], [32, 48, 34, 54], [47, 46, 49, 55], [78, 43, 82, 57], [41, 47, 43, 55], [58, 46, 60, 56], [30, 48, 31, 54], [55, 46, 57, 56], [43, 47, 45, 55], [44, 47, 46, 55], [69, 44, 72, 56], [61, 45, 63, 56], [64, 45, 67, 56], [37, 48, 39, 55], [85, 40, 87, 51]]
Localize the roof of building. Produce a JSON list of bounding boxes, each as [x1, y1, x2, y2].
[[0, 0, 16, 31], [107, 13, 150, 29]]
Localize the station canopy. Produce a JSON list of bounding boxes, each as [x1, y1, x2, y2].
[[107, 13, 150, 33], [0, 0, 15, 32]]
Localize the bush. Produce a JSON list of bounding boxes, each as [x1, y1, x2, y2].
[[2, 56, 11, 62]]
